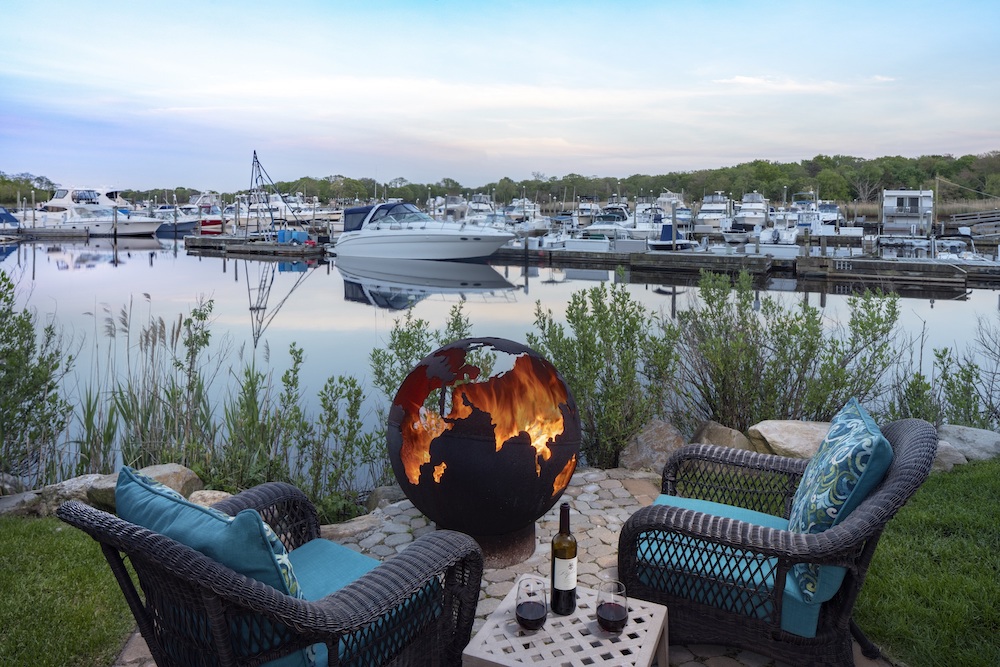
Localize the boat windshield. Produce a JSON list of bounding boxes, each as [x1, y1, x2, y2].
[[74, 206, 115, 219], [370, 202, 433, 225]]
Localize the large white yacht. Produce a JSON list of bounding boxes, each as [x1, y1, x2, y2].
[[332, 201, 514, 260]]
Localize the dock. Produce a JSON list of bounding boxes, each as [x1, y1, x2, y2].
[[183, 234, 327, 260], [492, 242, 1000, 291]]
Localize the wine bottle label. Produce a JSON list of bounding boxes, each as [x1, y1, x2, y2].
[[553, 557, 577, 591]]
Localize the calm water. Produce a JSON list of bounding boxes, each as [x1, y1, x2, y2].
[[2, 236, 996, 419]]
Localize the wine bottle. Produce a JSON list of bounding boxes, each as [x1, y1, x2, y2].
[[550, 502, 577, 615]]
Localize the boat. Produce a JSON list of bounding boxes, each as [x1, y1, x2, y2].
[[646, 222, 699, 252], [16, 188, 162, 236], [732, 191, 768, 232], [818, 200, 844, 224], [1, 206, 20, 231], [693, 191, 733, 233], [332, 201, 515, 260], [503, 198, 550, 235], [467, 193, 494, 215], [336, 257, 516, 309], [576, 196, 602, 224]]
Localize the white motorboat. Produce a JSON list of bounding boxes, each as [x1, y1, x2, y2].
[[332, 201, 514, 260], [693, 191, 733, 233], [17, 188, 162, 236], [335, 257, 516, 309], [733, 191, 768, 231]]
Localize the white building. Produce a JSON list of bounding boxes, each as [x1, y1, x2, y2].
[[881, 189, 934, 236]]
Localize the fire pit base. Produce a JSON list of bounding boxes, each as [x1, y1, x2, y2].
[[468, 523, 537, 569]]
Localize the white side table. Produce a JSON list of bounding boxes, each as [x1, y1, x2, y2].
[[463, 575, 669, 667]]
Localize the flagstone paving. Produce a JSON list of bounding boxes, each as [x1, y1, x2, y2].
[[110, 467, 894, 667]]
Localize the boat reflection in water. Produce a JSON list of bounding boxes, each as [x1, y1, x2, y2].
[[42, 237, 177, 271], [335, 257, 518, 309]]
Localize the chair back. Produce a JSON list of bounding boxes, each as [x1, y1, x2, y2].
[[57, 500, 323, 667]]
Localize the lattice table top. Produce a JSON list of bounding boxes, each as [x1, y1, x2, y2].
[[463, 576, 669, 667]]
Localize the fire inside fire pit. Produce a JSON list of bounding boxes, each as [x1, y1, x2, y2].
[[387, 337, 580, 565]]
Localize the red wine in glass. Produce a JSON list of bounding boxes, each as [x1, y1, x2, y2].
[[516, 600, 547, 631], [596, 601, 628, 633]]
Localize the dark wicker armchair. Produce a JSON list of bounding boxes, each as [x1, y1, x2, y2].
[[618, 418, 937, 667], [57, 482, 483, 667]]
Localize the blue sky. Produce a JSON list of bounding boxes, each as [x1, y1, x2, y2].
[[2, 0, 998, 193]]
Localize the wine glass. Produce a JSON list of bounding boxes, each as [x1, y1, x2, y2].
[[596, 580, 628, 634], [515, 577, 547, 632]]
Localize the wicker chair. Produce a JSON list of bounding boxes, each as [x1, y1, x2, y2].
[[57, 482, 483, 667], [618, 418, 937, 667]]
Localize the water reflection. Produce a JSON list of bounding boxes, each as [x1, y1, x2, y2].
[[335, 257, 518, 310]]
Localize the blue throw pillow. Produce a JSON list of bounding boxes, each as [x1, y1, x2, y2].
[[787, 399, 893, 602], [115, 467, 311, 667]]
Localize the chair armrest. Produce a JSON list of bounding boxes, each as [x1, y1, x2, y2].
[[620, 501, 865, 565], [663, 444, 807, 517], [315, 529, 484, 665], [212, 482, 320, 550]]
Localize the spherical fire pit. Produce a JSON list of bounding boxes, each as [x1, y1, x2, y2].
[[387, 337, 580, 566]]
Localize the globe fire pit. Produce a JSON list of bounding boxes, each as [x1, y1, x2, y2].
[[387, 337, 580, 567]]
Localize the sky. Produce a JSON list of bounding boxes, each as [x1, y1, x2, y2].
[[2, 0, 999, 194]]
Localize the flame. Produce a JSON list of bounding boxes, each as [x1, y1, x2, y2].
[[433, 462, 447, 482], [398, 353, 569, 484], [552, 454, 577, 497]]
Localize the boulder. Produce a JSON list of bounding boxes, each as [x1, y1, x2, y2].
[[86, 472, 119, 511], [135, 463, 205, 497], [692, 421, 752, 451], [366, 485, 407, 512], [748, 420, 830, 458], [937, 424, 1000, 462], [932, 440, 969, 472], [619, 420, 686, 472], [189, 489, 233, 508], [321, 512, 383, 542], [0, 472, 26, 496]]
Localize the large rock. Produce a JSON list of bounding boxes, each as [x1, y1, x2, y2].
[[366, 485, 407, 512], [620, 420, 686, 472], [933, 440, 969, 472], [748, 420, 830, 458], [937, 424, 1000, 462], [692, 421, 753, 451], [189, 489, 233, 508]]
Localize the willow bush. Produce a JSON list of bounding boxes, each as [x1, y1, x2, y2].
[[665, 270, 903, 435]]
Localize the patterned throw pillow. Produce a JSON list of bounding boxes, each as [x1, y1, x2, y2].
[[787, 399, 893, 602]]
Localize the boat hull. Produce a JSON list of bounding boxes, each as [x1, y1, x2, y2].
[[332, 228, 514, 260]]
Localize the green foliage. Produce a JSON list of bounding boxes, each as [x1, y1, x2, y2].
[[528, 277, 679, 468], [667, 271, 901, 434], [111, 296, 218, 471], [0, 516, 134, 667], [0, 270, 73, 487]]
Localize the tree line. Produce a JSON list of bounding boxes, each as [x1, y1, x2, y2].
[[3, 151, 1000, 209]]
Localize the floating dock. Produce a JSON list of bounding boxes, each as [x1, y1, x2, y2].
[[183, 234, 327, 260], [493, 243, 1000, 290]]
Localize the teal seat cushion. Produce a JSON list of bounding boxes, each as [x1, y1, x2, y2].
[[788, 398, 893, 602], [289, 539, 443, 666], [640, 494, 828, 637], [114, 467, 310, 667]]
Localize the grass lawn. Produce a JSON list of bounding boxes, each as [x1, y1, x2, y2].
[[855, 458, 1000, 667], [0, 516, 134, 667]]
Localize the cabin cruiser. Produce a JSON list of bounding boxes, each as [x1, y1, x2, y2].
[[646, 222, 699, 251], [332, 201, 514, 260], [17, 188, 161, 236]]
